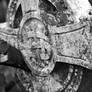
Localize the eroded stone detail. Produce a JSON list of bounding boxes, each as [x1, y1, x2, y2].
[[18, 18, 55, 76], [0, 0, 92, 92], [17, 64, 75, 92]]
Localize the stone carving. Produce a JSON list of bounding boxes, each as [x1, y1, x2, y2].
[[0, 0, 92, 91]]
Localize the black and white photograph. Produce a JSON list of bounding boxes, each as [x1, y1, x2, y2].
[[0, 0, 92, 92]]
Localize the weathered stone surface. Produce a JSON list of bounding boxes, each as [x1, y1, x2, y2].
[[0, 0, 92, 92], [50, 21, 92, 69]]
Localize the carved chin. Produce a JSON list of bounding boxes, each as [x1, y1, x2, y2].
[[65, 0, 92, 22]]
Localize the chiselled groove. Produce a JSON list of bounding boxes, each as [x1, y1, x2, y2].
[[46, 0, 56, 8], [21, 0, 40, 18], [0, 23, 19, 36], [49, 22, 87, 34], [0, 28, 18, 36], [57, 52, 86, 61], [0, 22, 18, 37], [0, 31, 17, 36], [53, 25, 86, 35], [55, 55, 91, 69]]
